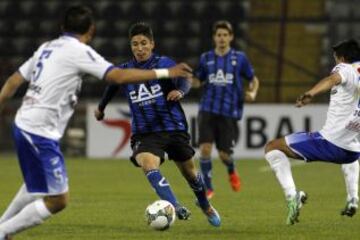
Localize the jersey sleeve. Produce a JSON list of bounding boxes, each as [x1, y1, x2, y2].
[[18, 44, 46, 81], [74, 46, 114, 80], [239, 53, 255, 81], [194, 53, 207, 81], [331, 63, 352, 85]]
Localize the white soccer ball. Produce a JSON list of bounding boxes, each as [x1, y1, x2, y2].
[[145, 200, 176, 231]]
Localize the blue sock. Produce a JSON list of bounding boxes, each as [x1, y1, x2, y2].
[[223, 157, 235, 174], [200, 157, 213, 191], [188, 173, 210, 210], [145, 169, 178, 207]]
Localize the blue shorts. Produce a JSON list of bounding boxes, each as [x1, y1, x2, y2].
[[13, 124, 68, 195], [285, 131, 360, 164]]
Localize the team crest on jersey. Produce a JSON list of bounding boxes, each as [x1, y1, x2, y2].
[[209, 69, 234, 85], [232, 60, 237, 66], [129, 83, 163, 106]]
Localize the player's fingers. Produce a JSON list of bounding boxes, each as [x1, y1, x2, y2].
[[179, 63, 193, 73]]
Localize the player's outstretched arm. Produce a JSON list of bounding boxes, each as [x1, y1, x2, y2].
[[296, 73, 342, 107], [0, 72, 25, 110], [105, 63, 192, 84]]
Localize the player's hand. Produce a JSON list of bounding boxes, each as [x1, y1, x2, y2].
[[296, 93, 313, 107], [245, 91, 257, 102], [167, 90, 184, 101], [169, 63, 193, 79], [94, 108, 105, 121]]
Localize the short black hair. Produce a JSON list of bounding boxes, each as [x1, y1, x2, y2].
[[212, 20, 233, 35], [62, 5, 94, 34], [128, 22, 154, 40], [332, 39, 360, 63]]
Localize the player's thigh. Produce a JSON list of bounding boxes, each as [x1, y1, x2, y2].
[[198, 111, 216, 144], [13, 125, 68, 195], [130, 133, 166, 167], [167, 132, 195, 164], [215, 117, 238, 155]]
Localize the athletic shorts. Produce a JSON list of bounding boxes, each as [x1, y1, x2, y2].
[[285, 131, 360, 164], [12, 124, 68, 195], [198, 111, 239, 154], [130, 131, 195, 167]]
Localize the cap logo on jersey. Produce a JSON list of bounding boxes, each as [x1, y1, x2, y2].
[[209, 69, 234, 85], [129, 83, 163, 106]]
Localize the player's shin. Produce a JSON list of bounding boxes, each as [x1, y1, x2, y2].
[[342, 160, 359, 201], [199, 157, 213, 191], [265, 150, 296, 199], [0, 199, 51, 237], [145, 169, 178, 207], [187, 172, 210, 210], [0, 184, 37, 224]]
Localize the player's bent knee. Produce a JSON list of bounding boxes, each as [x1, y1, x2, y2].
[[44, 193, 69, 214], [219, 151, 230, 162], [200, 144, 212, 158], [264, 139, 280, 153]]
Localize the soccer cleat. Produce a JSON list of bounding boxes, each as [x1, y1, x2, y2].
[[175, 205, 191, 220], [229, 172, 241, 192], [286, 191, 307, 225], [206, 189, 214, 199], [341, 198, 358, 217], [202, 205, 221, 227]]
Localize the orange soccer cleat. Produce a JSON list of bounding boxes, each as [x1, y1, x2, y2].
[[229, 172, 241, 192]]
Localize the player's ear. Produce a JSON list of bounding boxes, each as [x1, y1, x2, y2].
[[229, 33, 234, 42], [150, 40, 155, 50]]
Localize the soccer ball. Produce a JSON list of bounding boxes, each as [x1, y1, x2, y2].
[[145, 200, 176, 231]]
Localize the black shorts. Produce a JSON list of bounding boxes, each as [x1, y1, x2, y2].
[[130, 131, 195, 167], [198, 111, 240, 154]]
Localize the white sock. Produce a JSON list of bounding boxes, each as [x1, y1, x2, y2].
[[265, 150, 297, 200], [341, 160, 359, 201], [0, 184, 38, 224], [0, 199, 52, 236]]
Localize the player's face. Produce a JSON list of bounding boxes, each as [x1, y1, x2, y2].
[[213, 28, 233, 49], [131, 35, 154, 62]]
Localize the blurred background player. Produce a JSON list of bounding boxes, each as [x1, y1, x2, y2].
[[0, 6, 192, 240], [265, 39, 360, 225], [94, 22, 221, 227], [192, 20, 260, 198]]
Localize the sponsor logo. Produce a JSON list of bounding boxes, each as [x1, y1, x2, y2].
[[209, 69, 234, 85], [129, 83, 163, 106]]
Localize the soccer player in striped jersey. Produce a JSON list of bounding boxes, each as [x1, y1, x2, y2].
[[0, 6, 192, 240], [95, 22, 221, 227], [192, 21, 260, 198], [265, 39, 360, 225]]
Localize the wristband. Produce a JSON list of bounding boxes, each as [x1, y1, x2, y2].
[[154, 69, 169, 79]]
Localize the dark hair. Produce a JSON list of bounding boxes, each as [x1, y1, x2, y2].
[[332, 39, 360, 63], [212, 20, 233, 35], [62, 5, 94, 34], [129, 22, 154, 40]]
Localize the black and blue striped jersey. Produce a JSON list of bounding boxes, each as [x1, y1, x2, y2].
[[98, 54, 191, 134], [195, 48, 254, 120]]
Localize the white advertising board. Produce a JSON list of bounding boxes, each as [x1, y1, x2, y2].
[[87, 103, 328, 159]]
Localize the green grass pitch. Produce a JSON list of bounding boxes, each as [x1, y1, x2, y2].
[[1, 156, 359, 240]]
